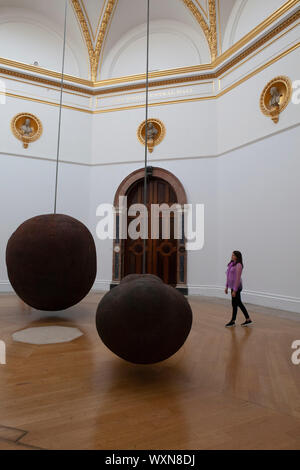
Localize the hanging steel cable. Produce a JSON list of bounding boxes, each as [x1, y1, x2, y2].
[[142, 0, 151, 274], [6, 0, 97, 312], [54, 0, 68, 214]]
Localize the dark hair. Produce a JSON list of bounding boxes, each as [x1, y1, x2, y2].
[[228, 251, 244, 267]]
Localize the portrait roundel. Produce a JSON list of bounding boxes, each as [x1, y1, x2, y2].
[[11, 113, 43, 148], [137, 118, 165, 153], [260, 76, 292, 123]]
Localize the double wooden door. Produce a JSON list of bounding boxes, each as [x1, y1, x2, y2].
[[123, 177, 178, 285]]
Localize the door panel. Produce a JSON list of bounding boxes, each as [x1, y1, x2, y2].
[[123, 177, 178, 286]]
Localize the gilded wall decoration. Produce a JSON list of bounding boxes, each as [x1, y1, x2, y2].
[[137, 119, 166, 153], [71, 0, 117, 81], [182, 0, 217, 61], [260, 76, 292, 124], [11, 113, 43, 148]]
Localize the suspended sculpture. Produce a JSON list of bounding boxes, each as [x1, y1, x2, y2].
[[96, 275, 193, 364], [96, 0, 193, 365], [6, 214, 96, 311], [5, 0, 97, 311]]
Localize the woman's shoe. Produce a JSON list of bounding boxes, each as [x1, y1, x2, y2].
[[241, 319, 253, 327], [225, 321, 236, 328]]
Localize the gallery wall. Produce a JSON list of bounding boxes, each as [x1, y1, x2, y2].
[[217, 125, 300, 312]]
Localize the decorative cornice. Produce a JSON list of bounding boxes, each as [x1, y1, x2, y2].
[[71, 0, 117, 80], [0, 56, 92, 86], [0, 66, 92, 95], [1, 42, 299, 114], [182, 0, 218, 61]]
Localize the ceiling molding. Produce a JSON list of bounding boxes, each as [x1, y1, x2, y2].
[[71, 0, 117, 80], [182, 0, 218, 61]]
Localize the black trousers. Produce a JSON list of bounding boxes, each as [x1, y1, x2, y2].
[[231, 289, 250, 321]]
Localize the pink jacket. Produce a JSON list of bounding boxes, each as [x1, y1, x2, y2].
[[226, 262, 243, 292]]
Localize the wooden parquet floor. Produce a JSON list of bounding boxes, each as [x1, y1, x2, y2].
[[0, 292, 299, 450]]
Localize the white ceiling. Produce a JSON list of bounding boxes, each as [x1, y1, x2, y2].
[[100, 0, 208, 55], [99, 0, 212, 78]]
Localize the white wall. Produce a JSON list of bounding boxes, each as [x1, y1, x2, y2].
[[91, 98, 218, 165], [0, 81, 92, 165], [0, 154, 54, 291], [217, 125, 300, 312], [218, 45, 300, 155], [2, 124, 299, 313], [89, 121, 300, 313]]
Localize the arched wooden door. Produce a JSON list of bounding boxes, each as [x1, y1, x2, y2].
[[123, 177, 178, 285], [112, 167, 187, 293]]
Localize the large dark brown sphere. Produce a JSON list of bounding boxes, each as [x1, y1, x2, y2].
[[6, 214, 97, 311], [96, 275, 193, 364]]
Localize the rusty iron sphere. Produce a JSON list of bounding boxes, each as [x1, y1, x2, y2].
[[96, 275, 193, 364], [6, 214, 97, 311]]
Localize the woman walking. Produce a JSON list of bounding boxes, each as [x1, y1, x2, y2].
[[225, 251, 253, 328]]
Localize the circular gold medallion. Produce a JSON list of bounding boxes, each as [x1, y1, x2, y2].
[[11, 113, 43, 148], [260, 76, 292, 124], [137, 118, 165, 153]]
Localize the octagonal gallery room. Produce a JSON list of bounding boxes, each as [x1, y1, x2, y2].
[[0, 0, 299, 452]]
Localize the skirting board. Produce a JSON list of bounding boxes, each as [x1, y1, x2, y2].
[[188, 285, 300, 314], [1, 280, 299, 314]]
